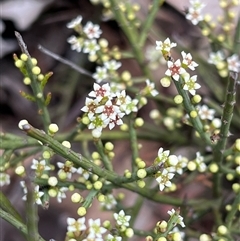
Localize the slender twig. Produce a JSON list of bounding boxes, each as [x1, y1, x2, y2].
[[38, 45, 93, 78]]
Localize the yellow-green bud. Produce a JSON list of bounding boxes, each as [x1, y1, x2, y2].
[[192, 94, 202, 104], [125, 228, 134, 238], [15, 166, 25, 176], [209, 163, 219, 173], [92, 129, 102, 138], [31, 58, 38, 65], [190, 110, 198, 118], [217, 225, 228, 235], [160, 77, 171, 87], [58, 170, 67, 180], [48, 176, 58, 186], [48, 123, 59, 133], [235, 156, 240, 165], [32, 66, 41, 75], [88, 54, 98, 62], [140, 96, 147, 106], [226, 173, 234, 181], [103, 220, 110, 228], [121, 71, 131, 81], [93, 180, 103, 190], [225, 204, 232, 211], [235, 139, 240, 151], [62, 141, 71, 148], [71, 193, 82, 203], [120, 123, 129, 131], [105, 142, 114, 151], [158, 220, 168, 232], [127, 12, 135, 21], [172, 232, 182, 241], [149, 109, 160, 119], [137, 160, 146, 168], [99, 38, 108, 48], [69, 185, 74, 191], [97, 194, 105, 202], [135, 117, 144, 127], [86, 182, 93, 189], [108, 152, 115, 159], [199, 234, 211, 241], [48, 188, 57, 197], [174, 95, 183, 104], [18, 119, 29, 130], [15, 59, 24, 68], [146, 236, 153, 241], [20, 54, 28, 61], [137, 169, 147, 178], [42, 151, 51, 159], [188, 161, 197, 171], [124, 170, 132, 178], [236, 166, 240, 175], [232, 183, 240, 193], [23, 77, 31, 85], [137, 180, 146, 188], [92, 151, 100, 160], [157, 237, 167, 241], [37, 74, 44, 81], [77, 207, 86, 216]]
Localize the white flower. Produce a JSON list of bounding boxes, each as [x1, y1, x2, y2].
[[31, 159, 51, 173], [183, 74, 201, 95], [104, 60, 122, 71], [227, 54, 240, 72], [83, 39, 100, 55], [83, 22, 102, 39], [67, 217, 86, 232], [88, 218, 107, 238], [34, 185, 44, 205], [156, 169, 175, 191], [195, 152, 207, 172], [81, 97, 100, 120], [157, 147, 170, 162], [208, 51, 225, 65], [113, 210, 131, 227], [167, 208, 185, 228], [67, 35, 83, 52], [181, 51, 198, 70], [186, 7, 204, 25], [156, 38, 177, 52], [66, 15, 82, 29], [57, 187, 68, 203], [0, 173, 10, 186], [165, 60, 186, 81], [144, 79, 159, 97], [100, 194, 117, 210], [92, 66, 108, 83], [197, 105, 215, 120], [106, 234, 122, 241]]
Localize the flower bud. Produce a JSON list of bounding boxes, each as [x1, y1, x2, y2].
[[71, 193, 82, 203], [137, 169, 147, 178], [93, 180, 103, 190], [77, 207, 86, 216], [48, 176, 58, 186], [48, 123, 59, 134], [32, 66, 41, 75], [62, 141, 71, 148]]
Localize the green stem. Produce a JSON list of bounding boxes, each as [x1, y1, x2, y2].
[[25, 181, 39, 241], [95, 139, 113, 171], [129, 114, 139, 172], [225, 191, 240, 229], [213, 72, 238, 197], [21, 123, 213, 207], [139, 0, 164, 47], [174, 77, 212, 145], [0, 208, 46, 241]]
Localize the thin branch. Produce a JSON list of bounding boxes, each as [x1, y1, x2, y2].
[[38, 45, 93, 78]]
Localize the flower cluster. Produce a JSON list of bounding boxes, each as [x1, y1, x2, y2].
[[20, 181, 44, 205], [81, 82, 139, 137], [156, 38, 201, 96], [67, 15, 102, 53], [185, 0, 206, 25], [154, 147, 187, 191], [208, 51, 240, 75], [66, 210, 133, 240]]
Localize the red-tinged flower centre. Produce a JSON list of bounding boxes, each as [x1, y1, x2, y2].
[[170, 65, 181, 75], [96, 87, 106, 97]]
